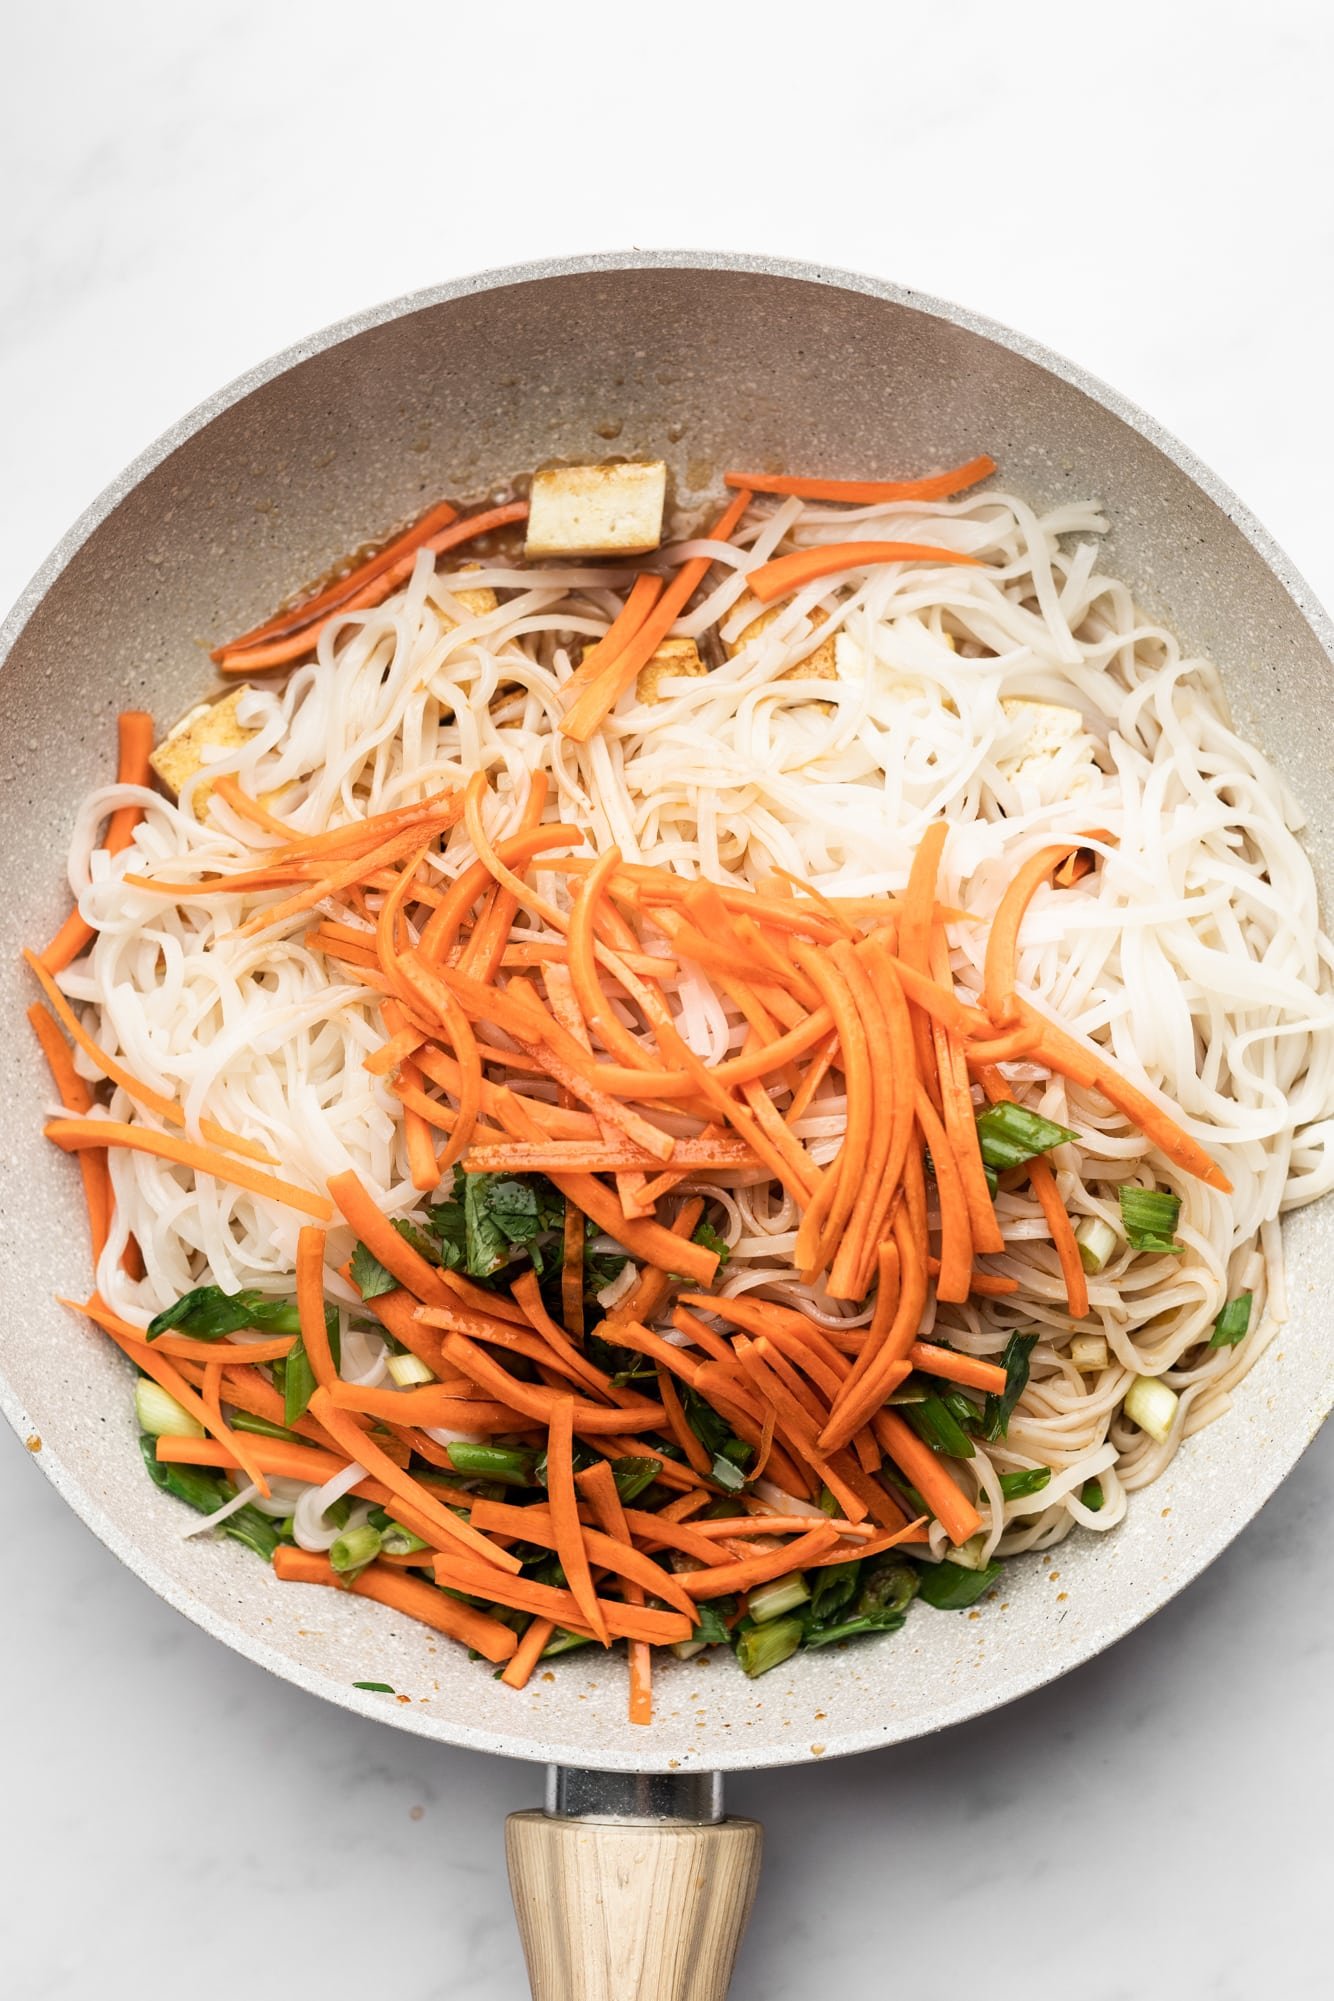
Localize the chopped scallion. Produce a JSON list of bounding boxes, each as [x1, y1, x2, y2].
[[916, 1557, 1002, 1609], [446, 1443, 537, 1486], [904, 1394, 976, 1459], [135, 1379, 203, 1438], [1082, 1478, 1105, 1512], [976, 1101, 1076, 1173], [1124, 1373, 1179, 1443], [1208, 1292, 1253, 1349], [1069, 1334, 1109, 1371], [1119, 1185, 1182, 1254], [747, 1572, 811, 1625], [330, 1523, 383, 1574], [386, 1351, 435, 1388], [735, 1615, 804, 1678], [999, 1465, 1052, 1501], [1074, 1215, 1119, 1274]]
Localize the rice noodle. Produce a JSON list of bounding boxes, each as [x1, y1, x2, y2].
[[56, 482, 1334, 1560]]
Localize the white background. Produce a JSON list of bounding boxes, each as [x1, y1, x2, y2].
[[3, 4, 1332, 1996]]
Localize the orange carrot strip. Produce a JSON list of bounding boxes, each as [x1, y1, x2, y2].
[[563, 570, 665, 695], [469, 1497, 695, 1625], [155, 1433, 367, 1489], [1026, 1155, 1090, 1319], [501, 1616, 557, 1689], [559, 489, 753, 743], [234, 814, 463, 943], [722, 456, 996, 506], [561, 1194, 586, 1341], [429, 1556, 692, 1647], [898, 821, 949, 1090], [872, 1409, 981, 1546], [38, 711, 154, 973], [983, 842, 1088, 1025], [909, 1343, 1008, 1395], [820, 1214, 928, 1452], [928, 932, 1006, 1259], [825, 940, 895, 1297], [913, 1085, 973, 1303], [217, 503, 529, 671], [463, 1136, 756, 1173], [149, 1334, 297, 1363], [25, 950, 277, 1166], [547, 1397, 610, 1644], [272, 1547, 517, 1662], [45, 1118, 332, 1220], [674, 1522, 841, 1598], [427, 1327, 665, 1435], [460, 771, 551, 984], [295, 1226, 338, 1391], [213, 500, 460, 660], [28, 1000, 111, 1260], [790, 942, 871, 1276], [326, 1168, 452, 1303], [746, 541, 981, 605], [307, 1387, 522, 1572], [655, 1364, 713, 1478]]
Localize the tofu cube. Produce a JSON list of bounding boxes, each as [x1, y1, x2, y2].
[[150, 688, 256, 821], [725, 595, 837, 682], [999, 699, 1101, 798], [635, 636, 707, 704], [525, 461, 667, 558]]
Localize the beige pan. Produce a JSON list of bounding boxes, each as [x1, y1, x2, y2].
[[2, 253, 1331, 1999]]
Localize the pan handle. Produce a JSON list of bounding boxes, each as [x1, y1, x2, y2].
[[506, 1768, 762, 2001]]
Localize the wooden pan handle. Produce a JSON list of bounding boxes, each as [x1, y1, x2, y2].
[[506, 1809, 762, 2001]]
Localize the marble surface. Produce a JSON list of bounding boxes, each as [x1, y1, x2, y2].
[[3, 4, 1332, 1995]]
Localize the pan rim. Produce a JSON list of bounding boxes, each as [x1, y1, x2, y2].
[[3, 248, 1331, 1773]]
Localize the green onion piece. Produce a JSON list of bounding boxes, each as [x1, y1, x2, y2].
[[735, 1615, 804, 1678], [941, 1533, 991, 1571], [983, 1162, 999, 1198], [999, 1466, 1052, 1501], [1075, 1215, 1119, 1273], [1069, 1334, 1109, 1371], [282, 1338, 317, 1427], [222, 1505, 283, 1561], [135, 1379, 204, 1438], [1082, 1478, 1105, 1512], [1124, 1373, 1179, 1444], [817, 1485, 840, 1515], [230, 1411, 300, 1442], [540, 1629, 595, 1659], [903, 1394, 976, 1459], [1118, 1184, 1182, 1253], [610, 1456, 662, 1503], [380, 1520, 431, 1557], [690, 1600, 735, 1647], [386, 1351, 435, 1387], [353, 1681, 395, 1693], [747, 1571, 811, 1625], [885, 1375, 929, 1406], [916, 1557, 1002, 1609], [671, 1639, 708, 1661], [330, 1523, 383, 1574], [323, 1496, 352, 1532], [975, 1101, 1076, 1172], [1208, 1292, 1253, 1349], [446, 1443, 538, 1486], [709, 1453, 747, 1492], [138, 1433, 227, 1514]]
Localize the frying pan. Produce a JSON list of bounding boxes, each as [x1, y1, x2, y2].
[[3, 251, 1332, 2000]]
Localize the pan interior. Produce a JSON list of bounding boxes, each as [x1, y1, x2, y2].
[[3, 255, 1331, 1772]]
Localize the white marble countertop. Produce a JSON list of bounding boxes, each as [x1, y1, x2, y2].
[[3, 5, 1332, 1996]]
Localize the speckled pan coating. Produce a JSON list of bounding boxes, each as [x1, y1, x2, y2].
[[1, 252, 1330, 1774]]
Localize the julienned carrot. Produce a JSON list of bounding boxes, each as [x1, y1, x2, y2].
[[307, 1386, 524, 1574], [1026, 1155, 1090, 1320], [234, 810, 463, 943], [561, 1193, 586, 1341], [928, 931, 1006, 1260], [820, 1214, 927, 1452], [272, 1547, 518, 1664], [216, 502, 528, 671], [156, 1432, 366, 1490], [467, 1497, 696, 1625], [872, 1408, 982, 1547], [563, 570, 665, 696], [508, 1270, 638, 1407], [913, 1085, 973, 1304], [908, 1343, 1009, 1395], [294, 1226, 338, 1391], [39, 710, 154, 974], [1017, 1002, 1232, 1193], [559, 488, 753, 743], [28, 1001, 111, 1260], [150, 1334, 296, 1364], [213, 499, 460, 661], [982, 841, 1089, 1025], [655, 1364, 713, 1478], [722, 455, 996, 506], [463, 1136, 756, 1173], [576, 1461, 652, 1725], [745, 540, 982, 606], [674, 1522, 842, 1598], [548, 1396, 609, 1643], [501, 1616, 558, 1690], [71, 1293, 274, 1499], [326, 1168, 453, 1304], [430, 1555, 693, 1647], [426, 1325, 665, 1435], [899, 819, 949, 1086], [44, 1117, 333, 1221]]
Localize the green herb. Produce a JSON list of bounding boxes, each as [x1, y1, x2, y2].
[[975, 1101, 1076, 1173], [692, 1220, 731, 1268], [999, 1466, 1052, 1501], [350, 1241, 398, 1300], [446, 1443, 538, 1487], [903, 1394, 976, 1459], [463, 1171, 564, 1278], [1119, 1184, 1182, 1254], [735, 1614, 804, 1678], [230, 1411, 300, 1442], [146, 1285, 303, 1342], [1208, 1292, 1253, 1349], [981, 1332, 1038, 1442], [916, 1557, 1002, 1609], [610, 1456, 661, 1503], [1082, 1478, 1105, 1512], [689, 1600, 735, 1647], [330, 1523, 383, 1574], [353, 1681, 395, 1693], [683, 1387, 752, 1474]]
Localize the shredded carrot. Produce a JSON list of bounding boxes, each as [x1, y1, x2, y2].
[[326, 1168, 452, 1303], [294, 1226, 339, 1390], [430, 1554, 692, 1647], [213, 499, 460, 661], [872, 1409, 981, 1547], [745, 540, 981, 606], [501, 1616, 557, 1690], [546, 1398, 610, 1644], [655, 1364, 713, 1477], [45, 1117, 332, 1219], [38, 710, 154, 973], [722, 455, 996, 506], [562, 570, 665, 696], [983, 841, 1089, 1025], [27, 1000, 111, 1260], [273, 1547, 517, 1663], [908, 1343, 1008, 1395], [216, 503, 528, 671], [1026, 1154, 1090, 1319], [559, 488, 753, 743]]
